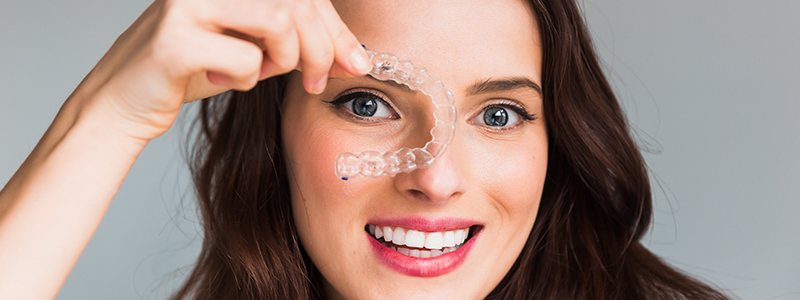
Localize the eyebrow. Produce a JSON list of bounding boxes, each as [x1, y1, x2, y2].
[[466, 77, 543, 97]]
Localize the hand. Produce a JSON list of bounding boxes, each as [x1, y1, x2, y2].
[[76, 0, 371, 142]]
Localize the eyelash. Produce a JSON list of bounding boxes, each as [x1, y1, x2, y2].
[[473, 100, 537, 131], [327, 90, 536, 130], [326, 89, 400, 121], [484, 100, 537, 122]]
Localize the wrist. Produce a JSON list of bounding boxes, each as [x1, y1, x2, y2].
[[67, 87, 179, 146]]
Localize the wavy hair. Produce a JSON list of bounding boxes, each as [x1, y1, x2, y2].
[[171, 0, 730, 299]]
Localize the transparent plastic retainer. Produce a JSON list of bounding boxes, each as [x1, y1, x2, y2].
[[335, 49, 456, 180]]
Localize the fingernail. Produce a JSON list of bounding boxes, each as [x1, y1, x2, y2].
[[313, 77, 327, 94], [351, 48, 371, 74]]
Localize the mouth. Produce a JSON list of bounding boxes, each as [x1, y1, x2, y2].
[[365, 224, 481, 258], [364, 221, 483, 277]]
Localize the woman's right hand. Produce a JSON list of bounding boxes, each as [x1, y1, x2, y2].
[[0, 2, 370, 299], [78, 0, 371, 142]]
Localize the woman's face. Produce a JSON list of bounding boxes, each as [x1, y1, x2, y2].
[[282, 0, 546, 298]]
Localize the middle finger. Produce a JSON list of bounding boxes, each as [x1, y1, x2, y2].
[[293, 0, 336, 94]]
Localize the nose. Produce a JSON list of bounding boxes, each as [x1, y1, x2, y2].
[[392, 144, 467, 204]]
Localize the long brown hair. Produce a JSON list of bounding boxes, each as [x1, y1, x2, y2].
[[172, 0, 731, 299]]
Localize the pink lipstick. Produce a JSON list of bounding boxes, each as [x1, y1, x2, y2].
[[365, 216, 482, 277]]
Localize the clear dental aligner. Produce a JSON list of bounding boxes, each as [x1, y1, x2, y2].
[[335, 49, 456, 180]]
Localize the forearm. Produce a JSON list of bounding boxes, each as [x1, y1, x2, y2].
[[0, 93, 149, 300]]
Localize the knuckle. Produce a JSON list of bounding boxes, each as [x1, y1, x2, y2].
[[292, 0, 317, 22], [333, 26, 351, 45], [269, 2, 292, 28], [308, 44, 335, 68], [319, 46, 335, 66], [237, 46, 263, 70], [273, 56, 297, 72], [160, 0, 188, 27], [150, 29, 186, 66], [169, 0, 207, 23], [231, 52, 261, 89], [236, 75, 259, 91], [269, 16, 292, 36]]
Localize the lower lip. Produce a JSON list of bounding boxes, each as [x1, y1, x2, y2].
[[368, 229, 480, 277]]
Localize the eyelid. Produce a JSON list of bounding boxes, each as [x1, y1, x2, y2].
[[471, 99, 537, 122], [326, 88, 401, 120], [468, 99, 537, 131], [485, 99, 536, 121]]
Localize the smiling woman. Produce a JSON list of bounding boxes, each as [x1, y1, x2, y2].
[[177, 0, 731, 298], [0, 0, 733, 299]]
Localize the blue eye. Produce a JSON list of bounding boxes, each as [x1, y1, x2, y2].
[[352, 96, 378, 117], [334, 91, 396, 119], [473, 106, 521, 127]]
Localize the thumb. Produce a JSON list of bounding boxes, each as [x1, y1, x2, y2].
[[183, 71, 231, 102]]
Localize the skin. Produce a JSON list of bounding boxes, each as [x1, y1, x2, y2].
[[0, 0, 368, 298], [283, 0, 547, 299], [0, 0, 544, 299]]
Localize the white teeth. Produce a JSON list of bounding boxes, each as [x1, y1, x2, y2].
[[455, 229, 465, 244], [368, 225, 474, 255], [424, 232, 443, 250], [404, 230, 425, 248], [392, 227, 406, 245], [383, 226, 393, 242], [409, 249, 420, 258], [442, 231, 456, 247]]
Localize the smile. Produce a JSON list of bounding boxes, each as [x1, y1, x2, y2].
[[366, 225, 472, 258], [364, 218, 482, 277]]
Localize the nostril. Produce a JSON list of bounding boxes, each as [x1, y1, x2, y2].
[[407, 189, 429, 201]]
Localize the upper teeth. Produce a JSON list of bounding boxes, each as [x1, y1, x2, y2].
[[367, 224, 469, 250]]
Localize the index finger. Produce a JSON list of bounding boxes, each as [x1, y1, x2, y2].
[[312, 0, 371, 76]]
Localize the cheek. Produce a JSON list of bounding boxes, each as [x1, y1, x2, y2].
[[479, 139, 547, 215], [470, 131, 548, 243], [285, 123, 339, 198], [282, 91, 357, 210], [283, 111, 356, 225], [283, 106, 356, 278], [283, 104, 393, 298], [281, 94, 385, 268]]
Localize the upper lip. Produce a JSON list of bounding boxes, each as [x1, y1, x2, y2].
[[366, 215, 481, 232]]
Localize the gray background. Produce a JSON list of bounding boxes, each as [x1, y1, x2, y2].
[[1, 0, 798, 299]]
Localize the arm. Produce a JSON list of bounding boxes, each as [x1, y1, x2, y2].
[[0, 88, 148, 300], [0, 0, 371, 298]]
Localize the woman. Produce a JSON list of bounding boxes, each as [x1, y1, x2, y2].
[[0, 0, 731, 299]]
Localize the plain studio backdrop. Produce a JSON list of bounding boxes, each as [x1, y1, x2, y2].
[[1, 1, 798, 299]]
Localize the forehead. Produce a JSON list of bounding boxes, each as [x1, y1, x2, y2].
[[333, 0, 542, 88]]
